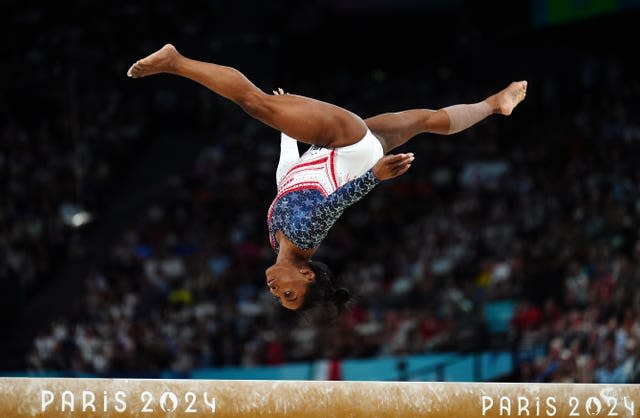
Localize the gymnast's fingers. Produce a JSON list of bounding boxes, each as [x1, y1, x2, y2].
[[383, 153, 411, 166], [391, 160, 411, 174], [396, 163, 412, 176], [391, 153, 414, 168], [373, 153, 414, 180]]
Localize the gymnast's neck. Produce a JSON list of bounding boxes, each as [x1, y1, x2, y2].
[[274, 230, 316, 266]]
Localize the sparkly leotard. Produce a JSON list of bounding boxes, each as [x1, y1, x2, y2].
[[267, 130, 384, 253]]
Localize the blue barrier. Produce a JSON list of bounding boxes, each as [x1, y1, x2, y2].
[[4, 351, 513, 381]]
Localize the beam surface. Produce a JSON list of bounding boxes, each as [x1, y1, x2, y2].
[[0, 377, 638, 417]]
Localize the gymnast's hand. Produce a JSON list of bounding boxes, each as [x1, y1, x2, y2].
[[372, 153, 414, 180]]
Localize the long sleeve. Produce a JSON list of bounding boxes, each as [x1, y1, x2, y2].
[[275, 132, 300, 186], [305, 169, 380, 241]]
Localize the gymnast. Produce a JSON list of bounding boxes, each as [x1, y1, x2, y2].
[[127, 44, 527, 316]]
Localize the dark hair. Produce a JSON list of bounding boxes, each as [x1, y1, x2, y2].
[[297, 260, 351, 324]]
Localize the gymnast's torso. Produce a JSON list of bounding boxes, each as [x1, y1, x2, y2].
[[267, 130, 384, 253]]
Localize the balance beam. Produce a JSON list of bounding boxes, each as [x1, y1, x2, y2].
[[0, 377, 638, 417]]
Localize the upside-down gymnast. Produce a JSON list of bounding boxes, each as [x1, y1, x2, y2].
[[127, 44, 527, 317]]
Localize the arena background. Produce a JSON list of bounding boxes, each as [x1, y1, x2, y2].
[[2, 0, 639, 383]]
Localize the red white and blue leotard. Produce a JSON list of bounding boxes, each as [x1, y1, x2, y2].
[[267, 131, 384, 253]]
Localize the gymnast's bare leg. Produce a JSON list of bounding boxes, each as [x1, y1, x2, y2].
[[365, 81, 528, 153], [127, 44, 367, 148]]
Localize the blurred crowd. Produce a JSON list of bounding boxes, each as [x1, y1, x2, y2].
[[5, 3, 640, 383], [1, 2, 152, 318]]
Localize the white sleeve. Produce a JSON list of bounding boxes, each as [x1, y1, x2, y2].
[[276, 132, 300, 186]]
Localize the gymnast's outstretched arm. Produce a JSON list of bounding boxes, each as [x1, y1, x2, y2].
[[299, 153, 413, 249]]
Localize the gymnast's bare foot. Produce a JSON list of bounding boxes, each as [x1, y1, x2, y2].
[[127, 44, 180, 78], [489, 81, 528, 116]]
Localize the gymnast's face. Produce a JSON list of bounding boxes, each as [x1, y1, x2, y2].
[[265, 263, 315, 310]]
